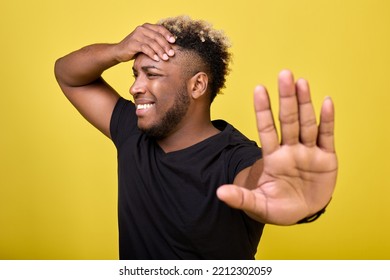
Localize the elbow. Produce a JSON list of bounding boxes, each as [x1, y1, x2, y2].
[[54, 57, 64, 84], [54, 57, 72, 99]]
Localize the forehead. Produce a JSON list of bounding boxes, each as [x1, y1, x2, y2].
[[133, 48, 200, 74]]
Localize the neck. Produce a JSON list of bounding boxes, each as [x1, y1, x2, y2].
[[157, 117, 220, 153]]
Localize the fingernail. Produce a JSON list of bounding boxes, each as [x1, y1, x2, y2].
[[153, 54, 160, 62], [254, 85, 263, 91], [168, 49, 174, 56], [162, 53, 169, 60], [168, 36, 175, 43]]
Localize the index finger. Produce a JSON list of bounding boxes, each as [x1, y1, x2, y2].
[[254, 85, 279, 156], [142, 23, 176, 55], [143, 23, 176, 42]]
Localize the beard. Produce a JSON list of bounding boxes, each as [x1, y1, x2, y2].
[[139, 86, 190, 140]]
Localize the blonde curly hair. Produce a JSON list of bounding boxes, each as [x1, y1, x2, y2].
[[158, 15, 232, 102]]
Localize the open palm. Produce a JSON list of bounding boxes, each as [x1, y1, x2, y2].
[[217, 70, 338, 225]]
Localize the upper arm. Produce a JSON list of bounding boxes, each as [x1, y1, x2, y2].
[[59, 77, 120, 139], [233, 159, 264, 190]]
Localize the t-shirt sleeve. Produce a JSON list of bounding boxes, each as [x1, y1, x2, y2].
[[227, 143, 262, 183], [110, 97, 138, 149], [222, 124, 263, 183]]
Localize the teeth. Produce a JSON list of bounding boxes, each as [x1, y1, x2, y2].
[[137, 103, 155, 110]]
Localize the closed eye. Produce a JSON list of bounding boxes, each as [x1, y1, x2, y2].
[[146, 73, 160, 77]]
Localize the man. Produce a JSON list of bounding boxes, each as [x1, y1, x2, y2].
[[54, 15, 337, 259]]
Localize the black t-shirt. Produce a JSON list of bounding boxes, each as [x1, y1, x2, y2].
[[110, 98, 264, 259]]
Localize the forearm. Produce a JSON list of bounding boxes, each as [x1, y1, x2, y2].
[[54, 43, 120, 88], [233, 159, 264, 190]]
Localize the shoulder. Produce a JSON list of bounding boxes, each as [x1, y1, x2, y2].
[[213, 120, 262, 181], [213, 120, 259, 148], [112, 97, 135, 114], [110, 97, 138, 148]]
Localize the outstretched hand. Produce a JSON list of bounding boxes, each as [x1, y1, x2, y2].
[[217, 70, 338, 225]]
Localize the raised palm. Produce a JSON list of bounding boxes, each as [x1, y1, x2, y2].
[[217, 70, 338, 225]]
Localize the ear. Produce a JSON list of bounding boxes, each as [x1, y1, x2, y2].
[[188, 72, 208, 100]]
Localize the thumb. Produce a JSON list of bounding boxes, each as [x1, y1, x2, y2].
[[217, 184, 259, 212], [217, 184, 270, 224]]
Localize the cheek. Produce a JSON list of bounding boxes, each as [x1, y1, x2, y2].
[[152, 85, 175, 107]]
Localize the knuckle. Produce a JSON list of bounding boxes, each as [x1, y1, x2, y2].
[[300, 117, 317, 128], [258, 122, 275, 134], [141, 22, 152, 27], [135, 25, 144, 32], [139, 44, 149, 52], [279, 111, 298, 125]]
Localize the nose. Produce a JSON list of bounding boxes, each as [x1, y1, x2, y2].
[[129, 76, 147, 97]]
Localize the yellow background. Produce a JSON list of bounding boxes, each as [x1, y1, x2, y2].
[[1, 0, 389, 259]]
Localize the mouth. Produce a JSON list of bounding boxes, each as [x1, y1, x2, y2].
[[136, 103, 155, 110], [135, 101, 156, 118]]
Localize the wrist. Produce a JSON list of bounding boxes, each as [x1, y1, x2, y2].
[[297, 198, 332, 224]]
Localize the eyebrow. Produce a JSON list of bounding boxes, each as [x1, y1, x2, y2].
[[132, 65, 162, 73]]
